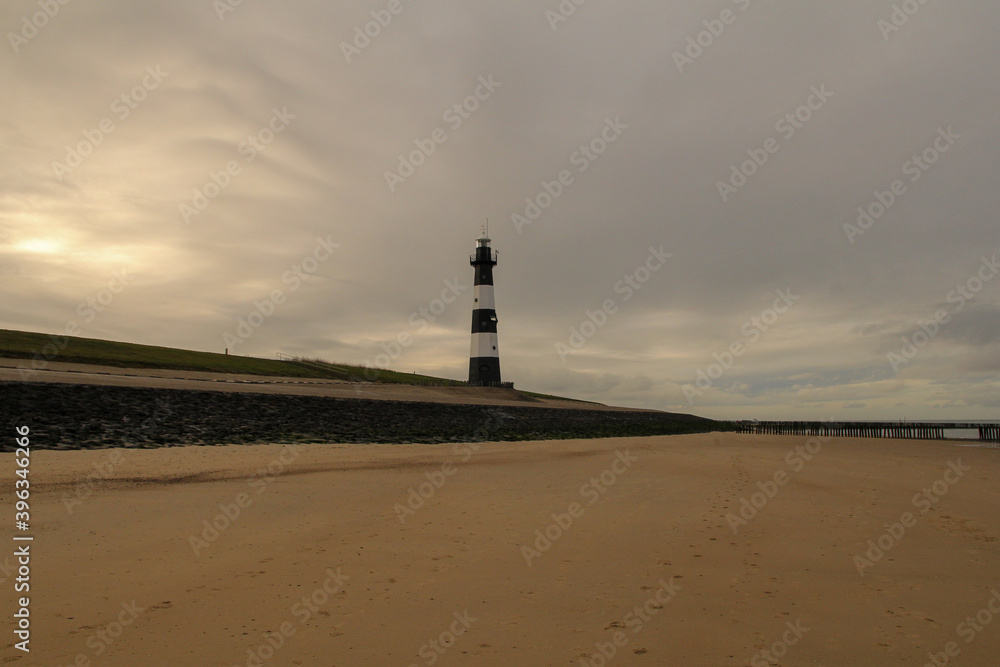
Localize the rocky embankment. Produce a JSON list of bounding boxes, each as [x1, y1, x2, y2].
[[1, 382, 726, 450]]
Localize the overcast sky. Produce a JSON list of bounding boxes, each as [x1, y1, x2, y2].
[[2, 0, 998, 419]]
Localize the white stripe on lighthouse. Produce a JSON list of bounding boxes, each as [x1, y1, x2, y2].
[[473, 285, 495, 310], [470, 333, 499, 358]]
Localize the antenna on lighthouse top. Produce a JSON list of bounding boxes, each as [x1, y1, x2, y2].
[[477, 218, 491, 247]]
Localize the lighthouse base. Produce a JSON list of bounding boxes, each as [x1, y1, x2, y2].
[[469, 357, 502, 386]]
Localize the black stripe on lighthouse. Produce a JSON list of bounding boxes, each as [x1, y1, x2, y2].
[[469, 234, 501, 386]]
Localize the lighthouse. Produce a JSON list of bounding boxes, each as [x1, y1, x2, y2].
[[469, 231, 502, 386]]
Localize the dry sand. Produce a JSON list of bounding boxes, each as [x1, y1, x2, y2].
[[4, 432, 1000, 666]]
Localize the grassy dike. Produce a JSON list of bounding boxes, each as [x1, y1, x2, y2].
[[2, 328, 732, 448], [1, 328, 466, 385]]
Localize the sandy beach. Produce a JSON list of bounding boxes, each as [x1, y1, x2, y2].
[[4, 432, 1000, 666]]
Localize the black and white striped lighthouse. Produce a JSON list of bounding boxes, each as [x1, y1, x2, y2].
[[469, 231, 501, 386]]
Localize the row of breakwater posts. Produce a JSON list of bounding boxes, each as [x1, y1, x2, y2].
[[735, 421, 1000, 442]]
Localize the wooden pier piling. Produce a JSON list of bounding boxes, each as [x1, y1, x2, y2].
[[736, 421, 996, 441]]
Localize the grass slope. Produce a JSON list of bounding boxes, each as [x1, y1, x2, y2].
[[0, 329, 601, 401], [0, 328, 461, 384]]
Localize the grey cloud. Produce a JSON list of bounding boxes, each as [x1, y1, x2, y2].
[[3, 0, 999, 420]]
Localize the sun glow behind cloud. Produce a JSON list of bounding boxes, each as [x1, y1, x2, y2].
[[14, 238, 61, 255]]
